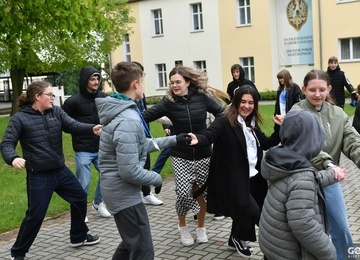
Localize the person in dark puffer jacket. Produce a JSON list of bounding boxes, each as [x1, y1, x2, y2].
[[62, 66, 111, 220], [142, 66, 228, 247], [1, 81, 101, 260]]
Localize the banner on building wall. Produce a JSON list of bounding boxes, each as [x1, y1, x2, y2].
[[277, 0, 314, 65]]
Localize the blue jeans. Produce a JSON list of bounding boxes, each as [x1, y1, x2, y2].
[[11, 166, 88, 257], [324, 182, 353, 260], [152, 147, 171, 174], [75, 152, 102, 205]]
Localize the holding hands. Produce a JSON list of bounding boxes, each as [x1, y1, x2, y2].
[[93, 124, 102, 136], [273, 114, 285, 125], [333, 167, 346, 182]]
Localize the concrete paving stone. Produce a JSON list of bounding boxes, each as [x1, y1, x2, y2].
[[1, 153, 359, 259]]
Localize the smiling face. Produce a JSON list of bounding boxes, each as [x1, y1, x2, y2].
[[237, 93, 254, 120], [302, 78, 332, 107], [170, 73, 189, 97], [328, 61, 338, 71]]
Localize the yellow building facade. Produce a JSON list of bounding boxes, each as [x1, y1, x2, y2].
[[111, 0, 360, 96]]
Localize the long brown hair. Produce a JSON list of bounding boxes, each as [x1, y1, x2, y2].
[[277, 69, 293, 90], [303, 69, 335, 105], [17, 81, 52, 108], [166, 66, 229, 105], [224, 85, 263, 127]]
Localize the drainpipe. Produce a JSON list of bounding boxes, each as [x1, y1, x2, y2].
[[318, 0, 323, 69]]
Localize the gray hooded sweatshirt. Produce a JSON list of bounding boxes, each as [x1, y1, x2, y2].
[[258, 109, 337, 260], [96, 96, 177, 214]]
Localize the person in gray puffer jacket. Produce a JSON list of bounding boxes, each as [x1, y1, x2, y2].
[[96, 62, 192, 260], [259, 109, 345, 260]]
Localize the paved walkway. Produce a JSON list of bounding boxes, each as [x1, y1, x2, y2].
[[0, 154, 359, 260]]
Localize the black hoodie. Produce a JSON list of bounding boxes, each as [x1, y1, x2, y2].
[[62, 66, 107, 152], [226, 65, 257, 103]]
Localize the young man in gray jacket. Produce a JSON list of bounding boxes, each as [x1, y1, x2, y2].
[[96, 61, 191, 259]]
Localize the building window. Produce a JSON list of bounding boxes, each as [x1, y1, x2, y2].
[[193, 60, 207, 72], [240, 57, 255, 82], [191, 3, 203, 31], [156, 64, 167, 88], [123, 34, 131, 62], [340, 37, 360, 61], [175, 60, 183, 67], [237, 0, 251, 26], [152, 9, 163, 36]]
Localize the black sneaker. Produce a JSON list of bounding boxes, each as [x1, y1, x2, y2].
[[228, 236, 253, 252], [70, 234, 100, 247], [231, 236, 252, 258], [11, 257, 25, 260]]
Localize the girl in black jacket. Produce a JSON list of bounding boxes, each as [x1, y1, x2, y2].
[[190, 85, 281, 258], [142, 66, 228, 247], [1, 81, 101, 259], [274, 69, 302, 116]]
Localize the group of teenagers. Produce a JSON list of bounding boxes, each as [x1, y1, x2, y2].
[[1, 56, 360, 260]]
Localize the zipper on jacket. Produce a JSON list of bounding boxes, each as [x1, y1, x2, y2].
[[183, 96, 196, 159]]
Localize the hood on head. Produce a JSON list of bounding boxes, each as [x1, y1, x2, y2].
[[280, 109, 325, 160], [79, 66, 101, 95], [231, 65, 246, 82]]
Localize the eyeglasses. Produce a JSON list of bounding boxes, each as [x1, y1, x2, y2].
[[42, 92, 56, 99]]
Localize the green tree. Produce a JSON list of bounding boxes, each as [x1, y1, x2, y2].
[[0, 0, 134, 115]]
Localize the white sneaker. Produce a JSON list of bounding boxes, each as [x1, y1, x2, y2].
[[213, 214, 225, 221], [142, 193, 163, 205], [196, 227, 208, 243], [85, 216, 89, 223], [178, 225, 194, 246], [92, 202, 111, 218]]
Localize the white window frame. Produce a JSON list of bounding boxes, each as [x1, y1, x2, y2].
[[123, 34, 131, 62], [339, 37, 360, 61], [239, 57, 255, 82], [152, 9, 164, 36], [190, 3, 203, 31], [337, 0, 360, 3], [237, 0, 251, 26], [193, 60, 207, 72], [156, 64, 167, 88]]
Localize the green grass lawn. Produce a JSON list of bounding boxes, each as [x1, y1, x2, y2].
[[0, 103, 356, 233]]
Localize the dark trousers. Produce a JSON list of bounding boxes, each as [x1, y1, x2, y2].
[[112, 203, 154, 260], [141, 154, 151, 196], [11, 166, 88, 257], [152, 147, 171, 174], [231, 173, 267, 242]]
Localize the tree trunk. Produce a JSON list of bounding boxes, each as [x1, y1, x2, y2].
[[10, 68, 26, 116]]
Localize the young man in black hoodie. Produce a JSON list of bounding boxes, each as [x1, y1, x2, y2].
[[62, 66, 111, 221], [226, 64, 256, 103]]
